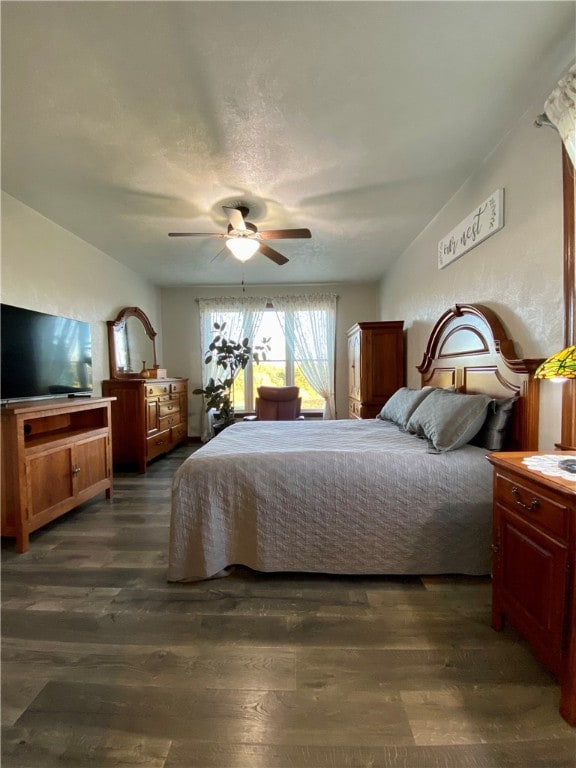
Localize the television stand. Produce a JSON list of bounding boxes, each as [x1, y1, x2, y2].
[[1, 396, 115, 552]]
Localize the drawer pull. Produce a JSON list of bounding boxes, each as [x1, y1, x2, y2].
[[512, 486, 540, 512], [72, 464, 81, 475]]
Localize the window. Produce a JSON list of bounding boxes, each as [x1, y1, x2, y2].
[[237, 310, 325, 411], [198, 295, 336, 430]]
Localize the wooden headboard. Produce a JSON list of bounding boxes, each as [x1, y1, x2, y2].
[[417, 304, 543, 451]]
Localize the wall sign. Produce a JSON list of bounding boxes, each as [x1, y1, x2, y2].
[[438, 189, 504, 269]]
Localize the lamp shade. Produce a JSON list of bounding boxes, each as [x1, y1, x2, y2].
[[225, 237, 260, 262], [534, 345, 576, 379]]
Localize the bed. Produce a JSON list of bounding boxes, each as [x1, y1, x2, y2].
[[168, 304, 541, 582]]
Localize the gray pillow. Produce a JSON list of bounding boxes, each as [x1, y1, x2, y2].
[[377, 387, 435, 429], [470, 396, 517, 451], [406, 388, 493, 452]]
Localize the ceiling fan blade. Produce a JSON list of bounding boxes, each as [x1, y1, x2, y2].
[[259, 243, 289, 266], [168, 232, 225, 238], [223, 206, 247, 232], [210, 246, 229, 263], [258, 228, 312, 240]]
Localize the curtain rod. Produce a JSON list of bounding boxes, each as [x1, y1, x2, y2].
[[195, 294, 340, 304]]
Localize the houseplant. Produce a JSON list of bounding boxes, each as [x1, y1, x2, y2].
[[193, 322, 270, 429]]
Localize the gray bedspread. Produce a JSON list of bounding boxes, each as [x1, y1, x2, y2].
[[168, 419, 493, 581]]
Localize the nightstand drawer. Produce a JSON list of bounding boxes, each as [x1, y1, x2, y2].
[[494, 472, 569, 540]]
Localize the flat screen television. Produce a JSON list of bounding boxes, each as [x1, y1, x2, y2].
[[1, 304, 93, 403]]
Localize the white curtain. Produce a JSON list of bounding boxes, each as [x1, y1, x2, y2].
[[544, 64, 576, 167], [272, 294, 337, 419], [198, 296, 267, 440]]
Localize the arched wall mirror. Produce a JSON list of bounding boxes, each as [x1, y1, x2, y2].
[[107, 307, 158, 379]]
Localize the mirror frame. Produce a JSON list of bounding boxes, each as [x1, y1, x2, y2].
[[107, 306, 158, 379]]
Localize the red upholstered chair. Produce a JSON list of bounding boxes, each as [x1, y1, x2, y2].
[[251, 386, 304, 420]]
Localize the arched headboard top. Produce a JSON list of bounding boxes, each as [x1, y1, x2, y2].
[[417, 303, 543, 451]]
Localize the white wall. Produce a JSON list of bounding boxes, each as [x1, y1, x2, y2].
[[160, 282, 380, 436], [378, 87, 568, 450], [1, 192, 161, 394]]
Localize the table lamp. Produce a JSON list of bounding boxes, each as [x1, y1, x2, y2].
[[534, 345, 576, 380], [535, 345, 576, 461]]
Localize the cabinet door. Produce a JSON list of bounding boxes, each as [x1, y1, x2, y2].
[[27, 446, 74, 520], [496, 504, 568, 675], [73, 435, 109, 495], [146, 399, 160, 436], [364, 327, 404, 406]]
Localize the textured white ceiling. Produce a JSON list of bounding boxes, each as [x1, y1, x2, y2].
[[2, 1, 575, 286]]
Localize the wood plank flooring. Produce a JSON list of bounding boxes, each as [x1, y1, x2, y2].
[[2, 445, 575, 767]]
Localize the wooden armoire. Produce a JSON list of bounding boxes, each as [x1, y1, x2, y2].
[[347, 321, 405, 418]]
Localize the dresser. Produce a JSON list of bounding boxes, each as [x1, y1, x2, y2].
[[488, 451, 576, 726], [102, 378, 188, 473], [346, 321, 405, 419], [1, 397, 114, 552]]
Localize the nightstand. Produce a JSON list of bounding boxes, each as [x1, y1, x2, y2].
[[487, 451, 576, 726]]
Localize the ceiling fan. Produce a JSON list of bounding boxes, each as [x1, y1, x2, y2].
[[168, 205, 311, 265]]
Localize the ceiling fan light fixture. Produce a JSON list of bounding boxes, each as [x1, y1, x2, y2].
[[225, 237, 260, 262]]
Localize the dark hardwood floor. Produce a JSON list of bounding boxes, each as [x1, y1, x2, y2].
[[2, 445, 575, 767]]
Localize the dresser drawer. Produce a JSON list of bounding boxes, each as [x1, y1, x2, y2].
[[159, 401, 179, 418], [171, 422, 188, 444], [159, 413, 180, 431], [147, 429, 171, 460], [494, 471, 569, 541], [170, 381, 187, 395], [146, 383, 171, 398]]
